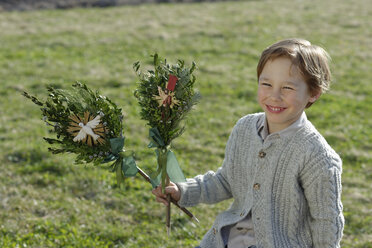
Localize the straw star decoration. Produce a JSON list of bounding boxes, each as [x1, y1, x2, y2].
[[67, 111, 106, 146], [154, 87, 179, 109], [153, 74, 179, 109]]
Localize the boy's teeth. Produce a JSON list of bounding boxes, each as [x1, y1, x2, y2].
[[269, 106, 283, 111]]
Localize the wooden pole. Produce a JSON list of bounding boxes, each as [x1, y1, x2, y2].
[[166, 175, 171, 236]]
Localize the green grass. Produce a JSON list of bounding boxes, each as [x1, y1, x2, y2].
[[1, 0, 372, 247]]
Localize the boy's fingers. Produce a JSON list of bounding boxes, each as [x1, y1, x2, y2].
[[151, 185, 162, 194], [152, 186, 167, 198], [165, 185, 177, 194], [152, 183, 179, 204], [151, 187, 158, 195], [155, 196, 169, 206]]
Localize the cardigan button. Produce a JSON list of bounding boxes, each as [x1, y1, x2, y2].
[[258, 150, 266, 158], [253, 183, 260, 190], [213, 228, 217, 235]]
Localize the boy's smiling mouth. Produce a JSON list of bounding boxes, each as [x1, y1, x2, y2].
[[266, 105, 287, 113]]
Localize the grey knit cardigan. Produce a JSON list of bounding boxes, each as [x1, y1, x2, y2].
[[177, 113, 344, 248]]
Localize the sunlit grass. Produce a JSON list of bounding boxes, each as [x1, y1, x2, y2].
[[0, 0, 371, 247]]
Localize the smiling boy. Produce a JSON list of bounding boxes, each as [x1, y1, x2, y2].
[[153, 38, 344, 248], [257, 56, 320, 134]]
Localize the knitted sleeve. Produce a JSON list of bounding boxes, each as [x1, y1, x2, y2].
[[176, 120, 240, 207], [300, 144, 344, 248]]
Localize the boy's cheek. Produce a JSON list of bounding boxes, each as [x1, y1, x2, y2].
[[257, 90, 266, 103]]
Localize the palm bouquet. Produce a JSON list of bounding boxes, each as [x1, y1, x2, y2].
[[134, 53, 200, 233], [23, 82, 197, 225], [22, 82, 139, 184]]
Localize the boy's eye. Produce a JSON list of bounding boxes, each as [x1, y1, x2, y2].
[[283, 86, 294, 90], [261, 82, 271, 87]]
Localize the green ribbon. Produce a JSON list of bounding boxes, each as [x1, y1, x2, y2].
[[102, 137, 138, 189], [148, 128, 165, 148], [147, 128, 186, 190]]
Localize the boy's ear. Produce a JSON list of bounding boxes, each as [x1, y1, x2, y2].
[[309, 90, 321, 103]]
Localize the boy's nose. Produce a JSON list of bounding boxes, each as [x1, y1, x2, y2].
[[270, 89, 282, 101]]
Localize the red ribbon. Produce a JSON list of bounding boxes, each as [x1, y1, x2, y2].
[[167, 75, 178, 91]]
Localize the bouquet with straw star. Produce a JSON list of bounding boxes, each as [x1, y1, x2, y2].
[[134, 53, 201, 234], [22, 82, 139, 186]]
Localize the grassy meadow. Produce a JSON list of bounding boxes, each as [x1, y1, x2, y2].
[[0, 0, 371, 247]]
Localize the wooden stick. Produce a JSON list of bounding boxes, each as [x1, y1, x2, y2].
[[166, 175, 171, 236], [136, 167, 199, 223]]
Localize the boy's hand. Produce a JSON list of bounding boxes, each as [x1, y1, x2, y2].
[[152, 182, 181, 206]]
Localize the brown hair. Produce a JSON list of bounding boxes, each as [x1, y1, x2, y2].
[[257, 38, 331, 107]]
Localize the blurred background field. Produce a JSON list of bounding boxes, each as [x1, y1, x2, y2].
[[0, 0, 371, 247], [0, 0, 231, 11]]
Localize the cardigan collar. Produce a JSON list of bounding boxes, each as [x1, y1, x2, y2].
[[257, 112, 308, 142]]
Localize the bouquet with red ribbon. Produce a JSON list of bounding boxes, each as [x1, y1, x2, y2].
[[134, 54, 200, 233]]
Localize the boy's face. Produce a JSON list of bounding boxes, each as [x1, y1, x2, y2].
[[257, 57, 319, 134]]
